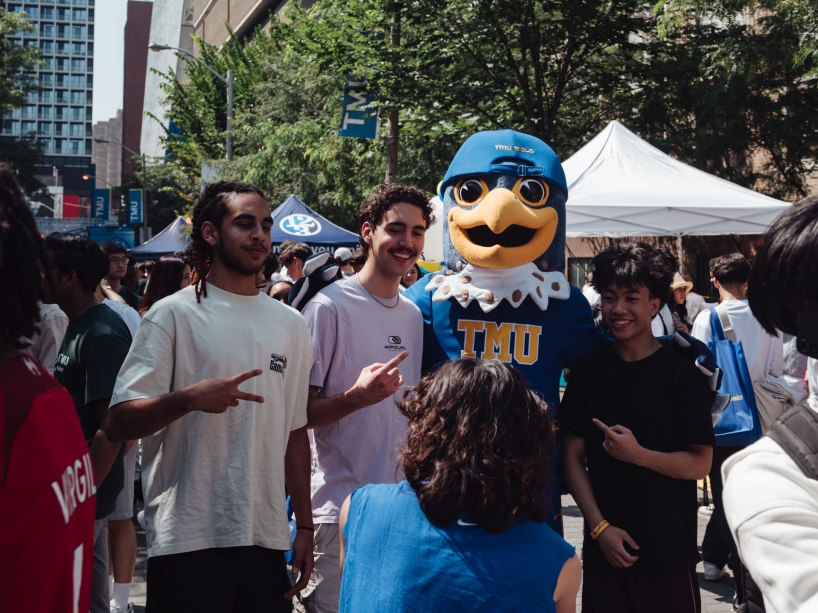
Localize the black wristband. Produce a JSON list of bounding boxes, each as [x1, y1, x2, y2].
[[296, 526, 315, 532]]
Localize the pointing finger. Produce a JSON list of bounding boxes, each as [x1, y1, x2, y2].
[[610, 425, 629, 435], [592, 418, 616, 437], [375, 351, 408, 374], [235, 392, 265, 404], [231, 369, 264, 384]]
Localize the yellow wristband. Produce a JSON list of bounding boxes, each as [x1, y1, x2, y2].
[[590, 519, 610, 540]]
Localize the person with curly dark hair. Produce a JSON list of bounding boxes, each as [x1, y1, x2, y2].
[[337, 358, 581, 612], [105, 181, 314, 611], [299, 182, 434, 613], [138, 253, 191, 316], [0, 165, 97, 613], [561, 241, 714, 613]]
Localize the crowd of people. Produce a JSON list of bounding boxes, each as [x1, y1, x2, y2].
[[1, 158, 817, 613]]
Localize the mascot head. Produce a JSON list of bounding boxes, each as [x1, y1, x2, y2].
[[439, 129, 567, 273]]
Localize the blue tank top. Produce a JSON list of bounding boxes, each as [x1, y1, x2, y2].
[[340, 482, 575, 613]]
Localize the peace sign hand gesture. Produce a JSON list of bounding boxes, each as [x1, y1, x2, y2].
[[186, 369, 265, 414]]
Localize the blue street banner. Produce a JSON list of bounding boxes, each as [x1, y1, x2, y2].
[[338, 77, 378, 139], [92, 188, 110, 221], [129, 189, 143, 224]]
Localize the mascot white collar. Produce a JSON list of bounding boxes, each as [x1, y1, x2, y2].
[[426, 262, 569, 313]]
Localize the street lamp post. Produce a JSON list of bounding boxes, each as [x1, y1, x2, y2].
[[94, 137, 148, 241], [149, 43, 234, 161]]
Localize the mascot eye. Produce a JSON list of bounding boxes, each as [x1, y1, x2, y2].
[[514, 178, 549, 206], [455, 179, 487, 206]]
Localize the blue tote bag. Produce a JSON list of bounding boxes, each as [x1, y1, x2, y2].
[[709, 307, 762, 446]]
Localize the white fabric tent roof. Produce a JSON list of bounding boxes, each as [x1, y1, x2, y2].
[[563, 120, 790, 237]]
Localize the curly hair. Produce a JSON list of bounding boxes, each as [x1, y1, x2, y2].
[[358, 183, 435, 255], [0, 165, 53, 348], [398, 359, 555, 533], [591, 241, 674, 302], [749, 195, 818, 336], [138, 253, 190, 316], [190, 181, 266, 303]]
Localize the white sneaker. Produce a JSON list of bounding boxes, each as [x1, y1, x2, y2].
[[110, 603, 134, 613], [704, 561, 727, 581]]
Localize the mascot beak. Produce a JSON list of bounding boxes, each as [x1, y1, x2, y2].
[[449, 187, 558, 269]]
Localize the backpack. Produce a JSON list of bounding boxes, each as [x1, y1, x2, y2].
[[709, 306, 763, 446], [767, 404, 818, 480]]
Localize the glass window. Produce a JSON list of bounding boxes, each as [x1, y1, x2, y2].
[[54, 122, 66, 136], [42, 57, 54, 70], [70, 91, 84, 104], [25, 5, 39, 18], [69, 123, 84, 137], [87, 42, 93, 56], [39, 122, 52, 135], [71, 42, 84, 55], [86, 58, 93, 71], [21, 121, 36, 134], [3, 121, 20, 136], [9, 5, 23, 14], [57, 7, 69, 19], [40, 23, 54, 37], [38, 106, 52, 119], [85, 90, 91, 104], [71, 25, 85, 39], [86, 75, 92, 87], [21, 106, 37, 119], [42, 7, 54, 19], [26, 91, 37, 103], [56, 57, 67, 70], [70, 58, 84, 71], [70, 75, 84, 87], [24, 39, 38, 48], [70, 106, 84, 120], [53, 139, 64, 154], [40, 139, 52, 154], [38, 91, 52, 103], [72, 9, 85, 20], [56, 42, 67, 55], [69, 139, 83, 155], [57, 23, 68, 38], [87, 25, 93, 40], [55, 74, 66, 87], [55, 90, 67, 103], [73, 0, 86, 5], [39, 73, 53, 86], [88, 9, 94, 21], [54, 106, 65, 119]]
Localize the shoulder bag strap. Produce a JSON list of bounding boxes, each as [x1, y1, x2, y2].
[[767, 405, 818, 481], [709, 307, 726, 341], [715, 303, 737, 343]]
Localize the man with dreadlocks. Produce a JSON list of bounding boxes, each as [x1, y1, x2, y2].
[[106, 181, 314, 613], [0, 165, 96, 612]]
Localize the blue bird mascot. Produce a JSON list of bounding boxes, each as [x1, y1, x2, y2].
[[404, 129, 722, 534]]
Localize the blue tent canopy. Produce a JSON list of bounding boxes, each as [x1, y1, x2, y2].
[[129, 216, 190, 261], [271, 195, 359, 256]]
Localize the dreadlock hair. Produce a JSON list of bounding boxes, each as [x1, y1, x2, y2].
[[0, 164, 53, 348], [190, 181, 266, 303]]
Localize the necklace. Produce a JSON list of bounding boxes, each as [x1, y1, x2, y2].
[[356, 273, 400, 309]]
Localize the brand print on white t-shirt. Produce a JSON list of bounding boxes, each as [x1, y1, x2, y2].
[[269, 353, 287, 378]]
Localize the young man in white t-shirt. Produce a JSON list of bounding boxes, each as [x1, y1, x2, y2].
[[690, 253, 783, 596], [106, 182, 315, 613], [299, 183, 434, 613]]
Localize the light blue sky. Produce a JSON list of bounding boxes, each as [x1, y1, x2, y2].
[[92, 0, 129, 124]]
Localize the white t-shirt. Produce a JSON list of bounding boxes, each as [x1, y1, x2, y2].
[[110, 284, 312, 557], [690, 299, 783, 383], [22, 302, 68, 374], [808, 358, 818, 413], [723, 436, 818, 613], [102, 298, 141, 338], [581, 284, 600, 306], [301, 277, 423, 524]]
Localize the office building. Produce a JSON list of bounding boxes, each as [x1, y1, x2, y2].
[[192, 0, 314, 49], [91, 110, 122, 188], [2, 0, 95, 216], [122, 0, 152, 177]]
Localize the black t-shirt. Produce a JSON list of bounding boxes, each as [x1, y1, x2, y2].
[[118, 285, 141, 310], [54, 304, 132, 518], [559, 344, 715, 572]]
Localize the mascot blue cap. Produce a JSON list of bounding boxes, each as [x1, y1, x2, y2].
[[439, 129, 568, 274]]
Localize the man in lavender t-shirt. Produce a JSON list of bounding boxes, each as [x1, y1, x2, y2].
[[299, 184, 434, 613]]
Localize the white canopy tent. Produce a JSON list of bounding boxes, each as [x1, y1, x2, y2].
[[563, 121, 790, 244]]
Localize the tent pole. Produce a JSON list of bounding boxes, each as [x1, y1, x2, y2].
[[677, 234, 684, 275]]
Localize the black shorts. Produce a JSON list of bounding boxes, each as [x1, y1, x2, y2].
[[582, 568, 701, 613], [146, 546, 292, 613]]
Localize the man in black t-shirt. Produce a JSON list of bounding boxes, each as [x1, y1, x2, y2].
[[561, 242, 715, 613], [100, 241, 141, 310], [44, 233, 132, 613]]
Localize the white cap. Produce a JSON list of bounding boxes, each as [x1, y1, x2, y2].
[[334, 247, 353, 262]]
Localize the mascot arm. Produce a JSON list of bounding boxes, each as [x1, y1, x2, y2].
[[288, 253, 340, 312], [404, 275, 442, 375]]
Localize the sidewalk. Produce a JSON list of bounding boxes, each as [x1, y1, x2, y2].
[[129, 496, 736, 612]]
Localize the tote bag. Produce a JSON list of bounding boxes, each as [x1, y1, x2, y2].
[[709, 307, 762, 446]]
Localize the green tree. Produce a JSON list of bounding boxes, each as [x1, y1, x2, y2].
[[124, 157, 199, 234], [0, 8, 40, 114]]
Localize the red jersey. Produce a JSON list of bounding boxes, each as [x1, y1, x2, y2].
[[0, 355, 95, 613]]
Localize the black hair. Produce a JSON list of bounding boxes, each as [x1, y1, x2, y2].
[[262, 251, 279, 279], [749, 195, 818, 336], [711, 252, 751, 286], [139, 253, 190, 316], [45, 233, 109, 292], [190, 181, 266, 302], [0, 165, 53, 347], [99, 240, 127, 257], [591, 241, 674, 302]]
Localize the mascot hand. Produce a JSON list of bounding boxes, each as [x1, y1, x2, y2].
[[288, 252, 340, 312]]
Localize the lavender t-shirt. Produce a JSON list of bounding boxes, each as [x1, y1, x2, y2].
[[302, 277, 423, 524]]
